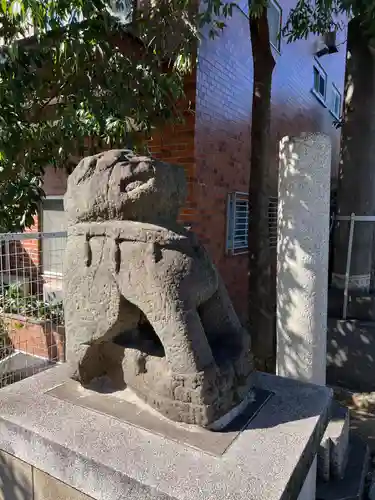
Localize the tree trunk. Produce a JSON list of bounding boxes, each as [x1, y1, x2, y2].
[[332, 17, 375, 294], [248, 8, 276, 372]]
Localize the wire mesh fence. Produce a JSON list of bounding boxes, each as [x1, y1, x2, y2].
[[0, 231, 67, 388], [332, 214, 375, 319]]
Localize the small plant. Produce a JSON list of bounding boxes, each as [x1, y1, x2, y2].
[[0, 283, 64, 326], [0, 318, 12, 360]]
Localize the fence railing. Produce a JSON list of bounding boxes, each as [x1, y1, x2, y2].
[[0, 231, 67, 388]]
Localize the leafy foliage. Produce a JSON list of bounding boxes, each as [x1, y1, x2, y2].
[[0, 0, 232, 232], [0, 282, 64, 324], [0, 316, 11, 360], [284, 0, 375, 42]]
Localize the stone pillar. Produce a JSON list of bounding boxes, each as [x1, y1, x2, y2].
[[332, 18, 375, 292], [277, 133, 331, 500], [277, 133, 331, 384]]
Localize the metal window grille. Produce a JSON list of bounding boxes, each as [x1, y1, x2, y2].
[[226, 192, 249, 254], [268, 196, 278, 249], [226, 193, 278, 255], [0, 231, 67, 389]]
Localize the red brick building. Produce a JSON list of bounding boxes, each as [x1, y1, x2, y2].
[[34, 0, 347, 322]]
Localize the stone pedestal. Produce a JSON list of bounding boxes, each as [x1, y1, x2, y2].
[[0, 365, 332, 500], [277, 133, 332, 499]]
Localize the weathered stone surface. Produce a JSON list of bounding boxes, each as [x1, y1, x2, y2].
[[277, 133, 331, 386], [330, 405, 350, 480], [63, 150, 253, 427], [317, 434, 331, 482], [0, 365, 332, 500], [278, 133, 332, 500], [33, 469, 94, 500]]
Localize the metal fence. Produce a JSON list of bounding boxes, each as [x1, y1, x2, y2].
[[0, 231, 67, 388]]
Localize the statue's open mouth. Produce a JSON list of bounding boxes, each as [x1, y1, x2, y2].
[[118, 161, 155, 193]]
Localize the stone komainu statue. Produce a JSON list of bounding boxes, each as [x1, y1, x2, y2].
[[64, 150, 253, 427]]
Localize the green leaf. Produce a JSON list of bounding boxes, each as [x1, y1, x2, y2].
[[0, 0, 237, 229]]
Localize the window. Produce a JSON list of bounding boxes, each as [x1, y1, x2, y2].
[[41, 197, 67, 276], [330, 84, 342, 119], [226, 192, 249, 254], [313, 63, 327, 103], [268, 0, 282, 51]]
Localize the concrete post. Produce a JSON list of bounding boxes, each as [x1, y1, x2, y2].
[[277, 133, 331, 385], [277, 133, 332, 500]]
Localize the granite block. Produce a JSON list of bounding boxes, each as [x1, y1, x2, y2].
[[317, 402, 350, 481], [0, 365, 332, 500], [330, 405, 350, 479], [317, 435, 331, 482], [47, 380, 273, 456], [316, 435, 369, 500], [33, 468, 94, 500]]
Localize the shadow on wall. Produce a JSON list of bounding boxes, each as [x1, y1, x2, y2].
[[327, 319, 375, 392], [276, 135, 329, 383], [0, 451, 32, 500]]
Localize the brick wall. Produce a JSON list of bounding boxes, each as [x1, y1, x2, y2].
[[194, 2, 253, 323], [194, 0, 347, 322], [147, 72, 197, 227]]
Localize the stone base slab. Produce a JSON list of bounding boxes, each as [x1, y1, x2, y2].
[[316, 435, 369, 500], [47, 380, 273, 456], [317, 402, 350, 482], [0, 449, 93, 500], [0, 365, 332, 500]]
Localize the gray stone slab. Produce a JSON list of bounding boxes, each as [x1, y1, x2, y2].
[[33, 468, 94, 500], [0, 352, 53, 380], [316, 435, 369, 500], [0, 449, 33, 500], [47, 380, 273, 456], [330, 404, 350, 480], [317, 402, 350, 482], [0, 365, 332, 500], [317, 433, 331, 482]]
